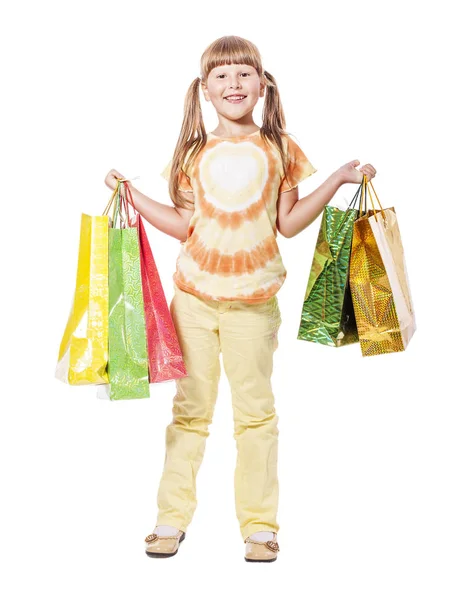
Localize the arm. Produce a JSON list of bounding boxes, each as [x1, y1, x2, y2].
[[126, 183, 194, 243], [276, 160, 377, 238], [276, 171, 343, 239]]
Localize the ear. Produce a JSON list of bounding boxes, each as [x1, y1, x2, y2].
[[259, 81, 266, 98], [200, 81, 210, 102], [259, 73, 266, 98]]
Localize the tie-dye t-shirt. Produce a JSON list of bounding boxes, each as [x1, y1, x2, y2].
[[160, 130, 317, 304]]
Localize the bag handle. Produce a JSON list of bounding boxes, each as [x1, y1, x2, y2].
[[102, 180, 120, 218], [102, 179, 139, 228], [119, 185, 131, 228], [359, 174, 386, 221], [102, 180, 124, 227], [333, 180, 364, 235], [123, 181, 138, 214], [118, 181, 140, 227], [347, 181, 364, 210]]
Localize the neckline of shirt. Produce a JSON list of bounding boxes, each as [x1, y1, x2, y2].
[[208, 129, 261, 140]]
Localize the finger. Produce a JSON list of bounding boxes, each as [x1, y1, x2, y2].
[[362, 164, 377, 175], [360, 166, 375, 177], [350, 160, 360, 168]]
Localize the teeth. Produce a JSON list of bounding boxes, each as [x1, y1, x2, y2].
[[226, 96, 245, 99]]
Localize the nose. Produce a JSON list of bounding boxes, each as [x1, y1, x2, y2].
[[228, 76, 241, 89]]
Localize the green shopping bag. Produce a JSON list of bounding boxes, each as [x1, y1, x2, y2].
[[297, 183, 363, 347], [104, 182, 150, 400]]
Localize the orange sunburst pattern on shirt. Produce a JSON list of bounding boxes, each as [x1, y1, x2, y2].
[[184, 231, 280, 276], [173, 271, 286, 304], [192, 135, 280, 228], [161, 131, 317, 303]]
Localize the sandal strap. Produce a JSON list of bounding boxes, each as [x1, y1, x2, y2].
[[144, 532, 182, 543], [244, 533, 280, 552]]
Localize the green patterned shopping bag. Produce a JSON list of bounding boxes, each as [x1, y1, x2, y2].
[[104, 182, 150, 400], [297, 183, 363, 347]]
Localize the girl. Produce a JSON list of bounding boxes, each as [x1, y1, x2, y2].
[[104, 35, 376, 562]]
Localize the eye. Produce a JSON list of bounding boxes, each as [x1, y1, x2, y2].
[[216, 72, 251, 79]]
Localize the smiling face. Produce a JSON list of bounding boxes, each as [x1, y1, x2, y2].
[[201, 63, 265, 127]]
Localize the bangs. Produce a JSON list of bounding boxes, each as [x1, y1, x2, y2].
[[201, 36, 262, 79]]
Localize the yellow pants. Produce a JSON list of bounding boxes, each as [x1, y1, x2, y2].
[[156, 284, 282, 540]]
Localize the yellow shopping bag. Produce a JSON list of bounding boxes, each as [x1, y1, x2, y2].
[[55, 213, 109, 384]]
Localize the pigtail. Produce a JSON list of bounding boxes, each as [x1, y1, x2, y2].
[[168, 77, 206, 209], [260, 70, 293, 192]]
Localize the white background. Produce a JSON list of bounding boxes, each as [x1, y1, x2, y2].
[[1, 1, 454, 598]]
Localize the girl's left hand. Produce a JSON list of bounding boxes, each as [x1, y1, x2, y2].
[[336, 160, 377, 185]]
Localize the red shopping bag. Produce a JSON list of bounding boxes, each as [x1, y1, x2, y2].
[[123, 182, 188, 383]]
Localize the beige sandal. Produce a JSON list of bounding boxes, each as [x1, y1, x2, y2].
[[244, 533, 280, 563], [144, 531, 186, 558]]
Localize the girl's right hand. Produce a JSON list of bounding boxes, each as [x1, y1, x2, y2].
[[104, 169, 126, 191]]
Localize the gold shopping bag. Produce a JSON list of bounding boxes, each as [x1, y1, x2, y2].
[[349, 176, 416, 356], [55, 213, 109, 384]]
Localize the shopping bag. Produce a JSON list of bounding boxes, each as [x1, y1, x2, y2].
[[55, 214, 109, 384], [349, 175, 416, 356], [297, 183, 363, 347], [105, 183, 150, 399], [123, 183, 188, 383]]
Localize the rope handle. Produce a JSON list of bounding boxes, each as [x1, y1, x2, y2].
[[102, 176, 140, 228], [333, 173, 384, 234], [359, 174, 385, 221], [333, 180, 364, 235]]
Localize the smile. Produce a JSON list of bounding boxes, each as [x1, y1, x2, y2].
[[224, 95, 246, 104]]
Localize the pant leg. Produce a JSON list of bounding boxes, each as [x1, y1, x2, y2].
[[156, 286, 221, 531], [219, 295, 282, 541]]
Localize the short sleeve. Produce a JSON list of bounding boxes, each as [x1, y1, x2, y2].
[[278, 136, 317, 193], [160, 158, 193, 193]]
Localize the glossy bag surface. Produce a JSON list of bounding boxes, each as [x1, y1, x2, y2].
[[137, 214, 188, 382], [55, 214, 109, 384], [297, 185, 362, 347], [349, 177, 416, 356], [106, 186, 150, 400]]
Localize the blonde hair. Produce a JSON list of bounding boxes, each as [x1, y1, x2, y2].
[[167, 35, 294, 209]]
